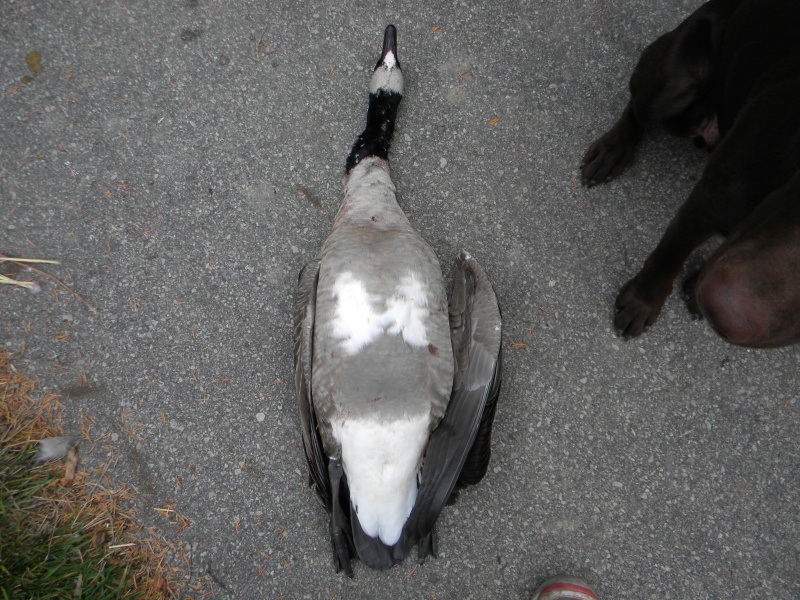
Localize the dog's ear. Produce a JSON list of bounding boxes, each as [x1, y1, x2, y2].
[[631, 10, 724, 129], [672, 15, 717, 84]]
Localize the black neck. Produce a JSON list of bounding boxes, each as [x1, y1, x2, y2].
[[345, 90, 403, 173]]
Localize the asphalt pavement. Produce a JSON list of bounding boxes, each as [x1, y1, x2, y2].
[[2, 0, 799, 598]]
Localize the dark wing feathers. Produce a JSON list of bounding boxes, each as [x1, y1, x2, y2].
[[458, 277, 503, 485], [293, 259, 330, 506], [327, 459, 356, 576], [458, 350, 502, 486], [403, 251, 502, 550]]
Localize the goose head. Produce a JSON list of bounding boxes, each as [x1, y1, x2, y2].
[[370, 24, 403, 95]]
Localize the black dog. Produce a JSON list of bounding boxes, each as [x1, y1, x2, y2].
[[582, 0, 800, 348]]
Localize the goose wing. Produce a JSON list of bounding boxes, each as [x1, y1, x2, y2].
[[293, 258, 330, 505], [403, 251, 503, 556]]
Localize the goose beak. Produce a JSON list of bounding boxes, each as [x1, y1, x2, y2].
[[376, 25, 400, 70]]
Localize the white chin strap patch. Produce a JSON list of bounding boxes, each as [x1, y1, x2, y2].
[[370, 51, 404, 94]]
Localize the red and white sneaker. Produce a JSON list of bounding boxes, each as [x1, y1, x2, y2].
[[532, 575, 598, 600]]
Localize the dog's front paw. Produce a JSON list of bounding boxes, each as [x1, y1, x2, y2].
[[581, 105, 643, 186], [581, 127, 637, 187], [614, 275, 672, 338]]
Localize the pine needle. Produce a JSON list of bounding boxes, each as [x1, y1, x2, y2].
[[0, 253, 96, 313]]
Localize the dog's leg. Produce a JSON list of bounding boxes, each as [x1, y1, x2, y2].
[[614, 184, 717, 338], [692, 172, 800, 348]]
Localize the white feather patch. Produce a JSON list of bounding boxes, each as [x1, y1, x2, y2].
[[330, 272, 382, 354], [36, 436, 73, 462], [332, 413, 430, 545], [331, 271, 429, 354]]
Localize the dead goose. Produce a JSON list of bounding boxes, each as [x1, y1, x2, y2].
[[293, 24, 502, 575]]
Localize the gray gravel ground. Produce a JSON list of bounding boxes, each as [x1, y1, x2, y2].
[[2, 1, 799, 598]]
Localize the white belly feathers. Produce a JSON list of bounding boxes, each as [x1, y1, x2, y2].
[[331, 413, 430, 545]]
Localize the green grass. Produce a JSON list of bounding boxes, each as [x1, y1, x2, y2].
[[0, 443, 133, 599]]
